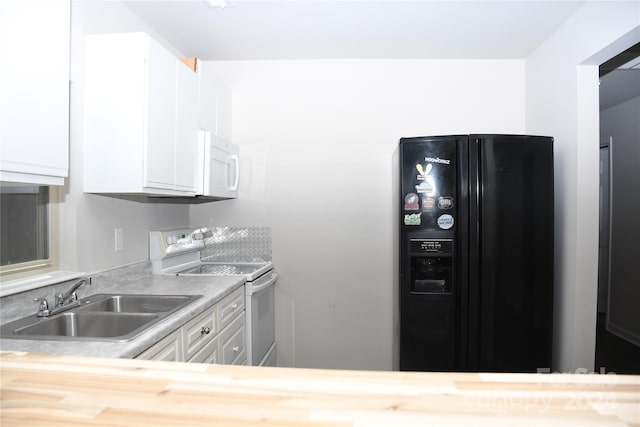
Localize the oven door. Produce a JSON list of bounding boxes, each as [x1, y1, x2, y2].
[[246, 272, 277, 366]]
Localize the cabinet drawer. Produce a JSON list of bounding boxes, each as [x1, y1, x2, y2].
[[219, 286, 245, 330], [220, 313, 246, 365], [183, 306, 217, 360], [136, 330, 182, 361]]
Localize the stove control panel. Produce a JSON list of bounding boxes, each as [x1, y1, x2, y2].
[[149, 228, 209, 260], [149, 228, 211, 275]]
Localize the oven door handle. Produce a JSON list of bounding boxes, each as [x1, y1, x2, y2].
[[251, 273, 278, 294]]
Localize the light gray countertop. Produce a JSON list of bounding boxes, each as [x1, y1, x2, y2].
[[0, 272, 245, 359]]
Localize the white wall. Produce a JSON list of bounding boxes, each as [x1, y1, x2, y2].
[[525, 1, 640, 372], [60, 1, 190, 273], [190, 59, 526, 369]]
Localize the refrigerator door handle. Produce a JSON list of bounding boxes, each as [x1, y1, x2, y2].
[[467, 136, 481, 371]]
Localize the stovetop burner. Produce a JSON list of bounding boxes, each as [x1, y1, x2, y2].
[[174, 261, 273, 282], [179, 263, 266, 276]]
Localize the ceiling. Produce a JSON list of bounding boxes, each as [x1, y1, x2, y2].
[[122, 0, 585, 60], [122, 0, 638, 110]]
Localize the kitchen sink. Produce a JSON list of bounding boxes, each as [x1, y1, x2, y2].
[[13, 312, 159, 339], [78, 294, 196, 313], [0, 293, 202, 341]]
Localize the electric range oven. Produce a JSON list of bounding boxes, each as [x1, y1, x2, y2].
[[150, 229, 277, 366]]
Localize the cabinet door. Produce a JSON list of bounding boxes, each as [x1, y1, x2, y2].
[[183, 306, 217, 361], [143, 39, 177, 191], [188, 335, 219, 364], [198, 62, 218, 133], [84, 33, 147, 193], [174, 62, 201, 193], [136, 330, 183, 361], [0, 0, 69, 185], [215, 78, 233, 140], [198, 64, 231, 139]]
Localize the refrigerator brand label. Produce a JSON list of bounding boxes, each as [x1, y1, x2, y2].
[[404, 193, 419, 211], [437, 214, 454, 229], [424, 157, 451, 165], [404, 213, 421, 226]]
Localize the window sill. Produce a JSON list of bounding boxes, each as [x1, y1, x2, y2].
[[0, 271, 85, 297]]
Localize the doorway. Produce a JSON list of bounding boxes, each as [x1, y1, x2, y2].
[[595, 43, 640, 374]]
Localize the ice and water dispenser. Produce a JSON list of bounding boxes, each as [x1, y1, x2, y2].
[[409, 238, 452, 294]]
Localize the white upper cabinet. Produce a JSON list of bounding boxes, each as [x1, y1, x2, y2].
[[83, 32, 201, 196], [144, 38, 177, 191], [198, 62, 232, 140], [175, 63, 201, 192], [0, 0, 70, 185]]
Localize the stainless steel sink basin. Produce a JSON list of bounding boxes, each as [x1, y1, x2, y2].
[[0, 293, 202, 341], [13, 312, 159, 339], [78, 294, 196, 313]]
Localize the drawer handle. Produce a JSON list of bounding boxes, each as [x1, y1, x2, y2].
[[201, 327, 210, 335], [232, 345, 239, 353]]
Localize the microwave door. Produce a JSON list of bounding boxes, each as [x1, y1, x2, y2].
[[228, 154, 239, 191], [205, 134, 239, 198]]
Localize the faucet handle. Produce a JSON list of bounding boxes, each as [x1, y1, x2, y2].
[[55, 292, 64, 307], [34, 297, 50, 317]]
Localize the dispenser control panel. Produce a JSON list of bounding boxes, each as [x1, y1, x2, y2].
[[410, 239, 452, 254]]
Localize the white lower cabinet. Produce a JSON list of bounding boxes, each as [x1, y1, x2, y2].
[[219, 286, 245, 329], [189, 334, 219, 364], [136, 329, 182, 362], [136, 287, 245, 365], [183, 305, 217, 362], [220, 313, 245, 365]]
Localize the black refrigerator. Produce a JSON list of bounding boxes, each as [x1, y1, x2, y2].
[[399, 134, 554, 373]]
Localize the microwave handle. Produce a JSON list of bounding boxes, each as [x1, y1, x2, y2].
[[227, 154, 239, 191]]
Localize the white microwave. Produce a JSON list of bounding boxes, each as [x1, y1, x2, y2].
[[199, 130, 239, 199]]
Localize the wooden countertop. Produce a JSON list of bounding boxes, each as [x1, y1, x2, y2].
[[1, 352, 638, 426]]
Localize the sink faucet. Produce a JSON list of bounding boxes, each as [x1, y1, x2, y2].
[[55, 277, 91, 307], [34, 276, 92, 317]]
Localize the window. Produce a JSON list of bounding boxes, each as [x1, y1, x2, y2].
[[0, 186, 57, 277]]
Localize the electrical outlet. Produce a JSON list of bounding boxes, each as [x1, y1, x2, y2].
[[114, 228, 123, 252]]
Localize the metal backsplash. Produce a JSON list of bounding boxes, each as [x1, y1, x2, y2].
[[201, 227, 271, 262]]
